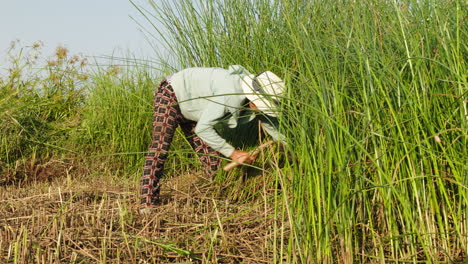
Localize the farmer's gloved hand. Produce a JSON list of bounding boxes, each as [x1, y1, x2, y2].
[[229, 150, 254, 165]]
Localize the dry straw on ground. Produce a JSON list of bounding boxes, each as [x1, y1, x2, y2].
[[0, 166, 286, 263]]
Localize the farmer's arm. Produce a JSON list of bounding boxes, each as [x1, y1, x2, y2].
[[258, 116, 286, 144], [195, 100, 253, 164], [195, 101, 235, 157], [247, 102, 285, 144]]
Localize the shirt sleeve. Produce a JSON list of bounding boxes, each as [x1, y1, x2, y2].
[[194, 99, 235, 157], [258, 116, 287, 144]]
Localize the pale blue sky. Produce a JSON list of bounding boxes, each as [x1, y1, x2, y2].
[[0, 0, 158, 61]]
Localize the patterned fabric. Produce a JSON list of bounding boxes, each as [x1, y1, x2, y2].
[[140, 79, 222, 207]]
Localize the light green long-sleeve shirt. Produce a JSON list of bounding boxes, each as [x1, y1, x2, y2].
[[168, 65, 285, 157]]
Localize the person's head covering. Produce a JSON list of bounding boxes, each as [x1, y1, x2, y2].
[[241, 71, 285, 117]]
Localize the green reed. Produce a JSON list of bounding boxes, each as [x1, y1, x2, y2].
[[0, 44, 87, 176], [139, 0, 467, 262], [0, 44, 191, 177]]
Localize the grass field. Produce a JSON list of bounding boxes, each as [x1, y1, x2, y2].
[[1, 0, 467, 263]]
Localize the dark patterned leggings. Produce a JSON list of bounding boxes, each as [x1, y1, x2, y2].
[[140, 79, 222, 206]]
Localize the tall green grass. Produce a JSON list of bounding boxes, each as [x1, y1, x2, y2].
[[139, 0, 467, 262], [79, 59, 199, 173], [0, 44, 193, 179], [0, 44, 87, 178], [79, 64, 155, 168]]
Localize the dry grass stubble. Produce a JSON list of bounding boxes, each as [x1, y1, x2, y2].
[[0, 167, 284, 263]]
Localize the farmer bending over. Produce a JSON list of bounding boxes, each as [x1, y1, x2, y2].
[[140, 65, 286, 208]]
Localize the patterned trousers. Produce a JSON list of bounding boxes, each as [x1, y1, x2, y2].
[[140, 79, 222, 206]]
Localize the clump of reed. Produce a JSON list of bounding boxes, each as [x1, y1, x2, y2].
[[0, 42, 194, 182], [138, 0, 468, 262], [0, 42, 88, 183]]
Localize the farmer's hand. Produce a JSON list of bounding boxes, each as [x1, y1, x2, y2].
[[229, 150, 254, 165]]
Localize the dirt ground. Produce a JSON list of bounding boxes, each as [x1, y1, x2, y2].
[[0, 167, 286, 263]]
